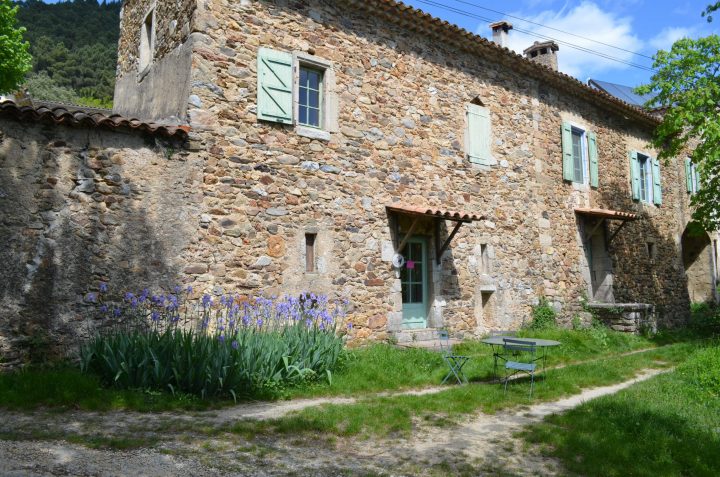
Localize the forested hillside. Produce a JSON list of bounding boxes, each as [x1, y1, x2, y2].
[[16, 0, 121, 107]]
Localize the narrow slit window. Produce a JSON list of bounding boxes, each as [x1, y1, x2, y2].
[[305, 233, 317, 272], [647, 242, 656, 260], [139, 10, 154, 71], [298, 66, 323, 128], [480, 243, 489, 274]]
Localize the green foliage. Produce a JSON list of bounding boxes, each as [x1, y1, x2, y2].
[[522, 345, 720, 477], [23, 71, 80, 103], [0, 366, 216, 411], [526, 297, 557, 330], [0, 0, 32, 93], [703, 2, 720, 21], [636, 35, 720, 231], [689, 302, 720, 333], [15, 0, 120, 103]]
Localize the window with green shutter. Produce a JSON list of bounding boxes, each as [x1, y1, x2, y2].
[[561, 122, 594, 185], [466, 104, 493, 165], [630, 151, 660, 205], [686, 157, 700, 194], [257, 47, 294, 124]]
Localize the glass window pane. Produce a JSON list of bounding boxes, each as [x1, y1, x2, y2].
[[300, 68, 308, 85], [308, 108, 319, 127], [298, 106, 308, 126], [308, 70, 320, 90], [413, 262, 422, 282], [299, 88, 308, 107], [571, 130, 583, 182], [411, 284, 423, 303], [309, 90, 320, 108], [402, 285, 410, 304]]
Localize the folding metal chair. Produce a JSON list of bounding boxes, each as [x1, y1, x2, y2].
[[438, 330, 470, 385], [502, 338, 537, 397]]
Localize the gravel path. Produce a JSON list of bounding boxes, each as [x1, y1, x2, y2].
[[0, 367, 670, 476]]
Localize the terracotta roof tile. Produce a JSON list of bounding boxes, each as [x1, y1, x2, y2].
[[575, 207, 638, 221], [0, 101, 189, 139], [386, 203, 484, 221], [345, 0, 660, 126]]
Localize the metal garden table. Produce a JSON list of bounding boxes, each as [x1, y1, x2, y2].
[[480, 336, 561, 381]]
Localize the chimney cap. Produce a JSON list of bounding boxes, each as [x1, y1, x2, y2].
[[523, 40, 559, 56], [489, 20, 513, 32]]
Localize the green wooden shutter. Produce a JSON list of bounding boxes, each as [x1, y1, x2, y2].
[[561, 122, 573, 181], [685, 158, 693, 193], [588, 131, 599, 188], [651, 157, 662, 205], [466, 104, 492, 165], [630, 151, 641, 200], [257, 47, 293, 124]]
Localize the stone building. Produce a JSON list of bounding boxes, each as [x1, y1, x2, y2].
[[1, 0, 717, 362]]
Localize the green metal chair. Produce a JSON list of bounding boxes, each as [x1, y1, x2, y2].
[[438, 330, 470, 385], [502, 338, 537, 397]]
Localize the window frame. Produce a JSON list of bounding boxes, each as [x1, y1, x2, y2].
[[292, 52, 337, 140], [569, 125, 588, 184], [298, 66, 324, 129], [636, 152, 654, 204], [138, 6, 156, 78], [689, 159, 700, 195]]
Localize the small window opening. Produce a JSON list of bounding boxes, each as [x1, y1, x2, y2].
[[647, 242, 656, 260], [305, 233, 317, 272], [139, 10, 154, 72], [480, 243, 490, 274]]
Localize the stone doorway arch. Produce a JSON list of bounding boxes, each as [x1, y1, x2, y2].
[[681, 222, 715, 303]]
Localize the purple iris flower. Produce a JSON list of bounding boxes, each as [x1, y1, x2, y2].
[[99, 282, 108, 293], [232, 340, 239, 350], [86, 293, 97, 303]]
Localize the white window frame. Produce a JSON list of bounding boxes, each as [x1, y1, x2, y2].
[[138, 6, 156, 78], [292, 52, 338, 141], [569, 124, 588, 184], [637, 152, 654, 204], [689, 159, 700, 195]]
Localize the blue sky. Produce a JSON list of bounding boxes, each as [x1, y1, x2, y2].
[[402, 0, 716, 86]]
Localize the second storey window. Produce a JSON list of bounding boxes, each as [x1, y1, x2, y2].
[[686, 158, 700, 195], [256, 47, 338, 139], [298, 67, 323, 128], [561, 122, 598, 187], [630, 151, 662, 205]]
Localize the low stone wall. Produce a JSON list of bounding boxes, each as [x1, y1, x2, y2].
[[587, 303, 657, 334], [0, 119, 200, 368]]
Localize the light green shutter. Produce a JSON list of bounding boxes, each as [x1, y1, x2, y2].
[[651, 157, 662, 205], [685, 158, 693, 193], [257, 47, 293, 124], [588, 131, 599, 188], [466, 104, 492, 165], [561, 122, 573, 181], [630, 151, 641, 200]]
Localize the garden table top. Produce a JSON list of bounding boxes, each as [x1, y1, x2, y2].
[[480, 336, 562, 347]]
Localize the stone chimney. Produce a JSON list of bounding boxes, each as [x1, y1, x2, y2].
[[490, 21, 513, 48], [523, 41, 560, 71]]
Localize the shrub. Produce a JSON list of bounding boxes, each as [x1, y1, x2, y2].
[[527, 297, 557, 330], [80, 286, 349, 400], [689, 302, 720, 334]]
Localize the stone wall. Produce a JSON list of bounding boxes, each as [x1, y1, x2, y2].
[[177, 0, 696, 340], [114, 0, 196, 120], [0, 120, 201, 367]]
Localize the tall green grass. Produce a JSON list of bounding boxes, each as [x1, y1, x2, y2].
[[522, 342, 720, 477]]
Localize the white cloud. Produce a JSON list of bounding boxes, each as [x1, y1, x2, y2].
[[484, 1, 645, 80], [648, 27, 696, 51]]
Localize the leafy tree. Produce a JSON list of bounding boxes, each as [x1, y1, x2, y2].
[[0, 0, 32, 93], [703, 2, 720, 22], [23, 71, 80, 103], [637, 35, 720, 231]]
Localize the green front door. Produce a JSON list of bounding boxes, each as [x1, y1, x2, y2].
[[401, 237, 429, 329]]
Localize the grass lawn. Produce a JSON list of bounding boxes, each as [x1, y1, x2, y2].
[[520, 342, 720, 477], [0, 327, 697, 412], [230, 342, 695, 438]]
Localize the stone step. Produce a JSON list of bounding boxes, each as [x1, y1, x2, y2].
[[393, 328, 442, 344]]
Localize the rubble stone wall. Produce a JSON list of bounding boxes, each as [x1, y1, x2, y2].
[[0, 120, 201, 367], [180, 0, 696, 341]]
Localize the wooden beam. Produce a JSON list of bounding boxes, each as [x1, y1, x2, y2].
[[397, 215, 421, 254], [584, 218, 605, 243], [437, 221, 463, 264], [607, 220, 629, 244]]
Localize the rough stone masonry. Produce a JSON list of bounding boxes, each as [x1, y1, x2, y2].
[[0, 0, 716, 365]]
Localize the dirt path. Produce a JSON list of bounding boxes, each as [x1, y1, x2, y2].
[[0, 367, 670, 476]]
